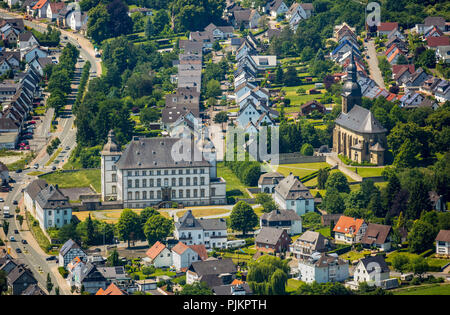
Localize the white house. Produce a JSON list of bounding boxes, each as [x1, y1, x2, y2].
[[297, 252, 349, 284], [435, 230, 450, 257], [0, 59, 12, 76], [22, 45, 48, 64], [351, 256, 390, 288], [258, 172, 285, 194], [171, 241, 202, 270], [18, 32, 39, 50], [266, 0, 289, 18], [333, 216, 368, 245], [273, 173, 315, 216], [59, 239, 87, 269], [259, 209, 302, 235], [174, 210, 228, 249], [46, 2, 65, 21], [32, 0, 49, 18], [144, 241, 172, 268], [290, 231, 329, 260], [66, 9, 88, 31]]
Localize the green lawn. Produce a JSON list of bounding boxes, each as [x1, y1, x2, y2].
[[349, 167, 386, 177], [340, 250, 372, 261], [393, 284, 450, 295], [286, 279, 305, 293], [280, 85, 325, 106], [217, 162, 249, 198], [275, 162, 330, 179], [303, 168, 356, 187], [40, 169, 101, 192], [315, 226, 331, 238]]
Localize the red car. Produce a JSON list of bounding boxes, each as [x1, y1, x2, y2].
[[29, 121, 36, 124], [19, 142, 26, 146], [25, 145, 30, 150]]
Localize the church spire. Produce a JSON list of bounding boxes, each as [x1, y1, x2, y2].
[[341, 52, 362, 113]]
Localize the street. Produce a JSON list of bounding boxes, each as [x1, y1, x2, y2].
[[363, 39, 386, 89]]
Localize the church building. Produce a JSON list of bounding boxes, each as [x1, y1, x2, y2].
[[333, 54, 387, 165]]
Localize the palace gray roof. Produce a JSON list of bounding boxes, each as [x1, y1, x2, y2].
[[59, 239, 82, 257], [189, 258, 237, 276], [261, 209, 301, 223], [335, 105, 387, 134], [255, 227, 287, 245], [35, 184, 70, 210], [115, 137, 211, 170], [176, 210, 227, 231], [359, 255, 390, 273]]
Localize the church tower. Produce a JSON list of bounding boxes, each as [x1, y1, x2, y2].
[[341, 53, 362, 113]]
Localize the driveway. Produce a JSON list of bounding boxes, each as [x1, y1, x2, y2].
[[363, 40, 386, 89]]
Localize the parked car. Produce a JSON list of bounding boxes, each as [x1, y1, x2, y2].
[[10, 236, 15, 241], [29, 121, 36, 124], [65, 146, 70, 150], [12, 200, 18, 205], [15, 169, 22, 173], [0, 198, 4, 202], [21, 239, 27, 244], [15, 248, 21, 253], [25, 146, 30, 150], [52, 166, 56, 171], [34, 164, 39, 169], [14, 229, 18, 234], [46, 256, 56, 261]]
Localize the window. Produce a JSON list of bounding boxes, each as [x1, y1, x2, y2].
[[64, 210, 67, 215], [150, 191, 154, 199], [211, 188, 216, 196], [112, 165, 116, 171], [112, 174, 117, 182], [186, 169, 190, 175], [186, 178, 190, 186], [172, 190, 176, 199], [157, 170, 161, 175], [157, 179, 161, 187], [179, 178, 183, 186], [193, 177, 198, 186], [157, 190, 161, 199], [143, 191, 147, 199], [112, 186, 116, 194], [194, 189, 198, 197], [142, 171, 147, 176], [186, 190, 190, 198], [193, 169, 197, 174], [150, 179, 154, 187], [135, 179, 140, 188], [135, 192, 140, 200], [200, 177, 205, 185], [127, 171, 132, 176], [179, 169, 183, 174], [143, 179, 147, 187], [128, 192, 132, 200], [172, 178, 176, 186], [164, 170, 168, 175], [200, 169, 205, 174], [179, 190, 183, 198], [172, 170, 176, 175], [128, 180, 132, 188], [201, 189, 205, 197], [135, 171, 139, 176]]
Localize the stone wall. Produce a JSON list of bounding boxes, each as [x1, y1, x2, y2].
[[275, 153, 327, 165]]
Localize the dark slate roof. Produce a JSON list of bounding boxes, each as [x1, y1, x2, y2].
[[18, 31, 35, 42], [361, 223, 392, 245], [198, 217, 227, 231], [258, 171, 285, 185], [80, 262, 106, 283], [25, 179, 48, 200], [294, 231, 327, 252], [0, 117, 20, 130], [261, 209, 301, 223], [335, 105, 387, 134], [359, 255, 390, 273], [310, 253, 348, 267], [255, 227, 288, 245], [22, 284, 47, 295], [176, 210, 203, 230], [213, 283, 252, 295], [7, 265, 36, 285], [115, 137, 211, 170], [59, 239, 82, 257], [35, 184, 70, 209], [274, 173, 313, 200], [189, 258, 237, 276]]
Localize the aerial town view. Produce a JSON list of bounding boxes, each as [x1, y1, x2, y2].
[[0, 0, 449, 303]]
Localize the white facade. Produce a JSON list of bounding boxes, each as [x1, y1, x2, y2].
[[273, 193, 314, 216], [436, 240, 450, 256], [151, 247, 172, 268], [22, 47, 48, 63], [353, 260, 390, 286], [35, 202, 72, 231], [298, 254, 349, 284], [334, 223, 368, 244], [0, 60, 11, 76], [172, 247, 199, 270]]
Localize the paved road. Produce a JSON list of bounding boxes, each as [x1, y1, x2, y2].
[[363, 39, 386, 89]]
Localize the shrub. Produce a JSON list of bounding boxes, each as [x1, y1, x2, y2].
[[142, 266, 155, 275], [58, 267, 68, 278]]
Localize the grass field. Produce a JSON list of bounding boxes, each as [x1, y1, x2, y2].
[[275, 162, 330, 179], [281, 85, 325, 106], [175, 208, 231, 218], [217, 162, 249, 198], [340, 250, 372, 261], [286, 278, 305, 293], [315, 226, 331, 238], [386, 250, 450, 269], [349, 167, 386, 178], [393, 284, 450, 295], [40, 169, 101, 192], [73, 208, 172, 224]]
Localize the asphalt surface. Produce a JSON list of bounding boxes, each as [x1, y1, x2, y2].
[[363, 39, 386, 89]]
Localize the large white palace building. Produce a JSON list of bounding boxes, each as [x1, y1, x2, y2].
[[101, 130, 226, 208]]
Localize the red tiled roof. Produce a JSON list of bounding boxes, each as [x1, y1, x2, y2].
[[172, 241, 189, 255], [333, 216, 365, 236], [146, 241, 166, 260], [387, 48, 404, 63], [386, 93, 398, 101], [377, 22, 398, 32], [189, 244, 208, 261], [32, 0, 48, 10], [49, 2, 65, 13], [392, 64, 415, 76], [96, 283, 126, 295], [385, 44, 397, 56], [427, 36, 450, 47]]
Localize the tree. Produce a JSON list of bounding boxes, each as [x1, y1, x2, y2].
[[213, 111, 228, 131], [87, 4, 111, 43], [117, 209, 142, 248], [283, 66, 298, 86], [107, 0, 133, 37], [143, 215, 173, 245], [323, 188, 346, 214], [229, 201, 258, 236], [410, 256, 428, 278], [300, 143, 314, 156], [391, 254, 409, 273], [408, 220, 436, 253], [206, 79, 221, 99], [107, 249, 121, 266], [153, 9, 170, 34], [177, 282, 213, 295], [46, 273, 54, 294], [317, 168, 329, 190], [396, 54, 408, 65], [86, 214, 95, 246], [256, 193, 278, 213], [325, 172, 350, 193], [16, 215, 23, 229], [275, 65, 283, 84], [145, 16, 155, 38], [55, 287, 60, 295], [2, 220, 9, 236], [406, 178, 431, 220], [270, 269, 288, 295]]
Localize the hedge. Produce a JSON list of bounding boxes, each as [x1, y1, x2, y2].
[[328, 245, 353, 255]]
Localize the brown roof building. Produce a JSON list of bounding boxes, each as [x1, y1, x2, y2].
[[361, 223, 392, 251]]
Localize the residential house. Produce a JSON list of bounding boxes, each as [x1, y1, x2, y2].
[[145, 241, 172, 268], [334, 23, 356, 42], [204, 23, 234, 40], [434, 79, 450, 102], [255, 226, 291, 254], [32, 0, 49, 18], [330, 39, 360, 61], [260, 209, 302, 235], [174, 210, 228, 249], [172, 241, 202, 270], [300, 100, 326, 116], [377, 22, 398, 37], [59, 239, 87, 269], [426, 36, 450, 50], [387, 28, 405, 41], [424, 26, 443, 38], [97, 266, 132, 291], [392, 64, 415, 85], [6, 264, 38, 295], [333, 215, 367, 244], [429, 191, 446, 212], [266, 0, 289, 18], [250, 55, 277, 70], [66, 8, 88, 31], [348, 255, 392, 289], [18, 31, 39, 50], [361, 223, 392, 251], [273, 173, 315, 216], [46, 2, 66, 21], [399, 91, 425, 108], [386, 36, 408, 52], [23, 178, 48, 217], [231, 9, 261, 29], [436, 45, 450, 63], [22, 45, 48, 63], [258, 171, 285, 193], [21, 283, 47, 295], [186, 258, 237, 286], [435, 230, 450, 258], [0, 59, 12, 76], [0, 162, 9, 186], [386, 45, 406, 65], [297, 252, 349, 284], [29, 56, 53, 76], [405, 67, 429, 89], [290, 231, 329, 260], [73, 262, 107, 294], [96, 283, 128, 295]]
